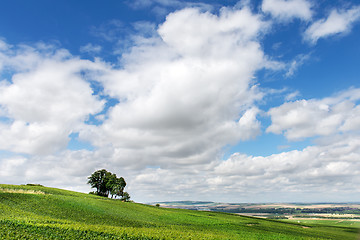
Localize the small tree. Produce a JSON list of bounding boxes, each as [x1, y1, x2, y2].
[[121, 191, 131, 202]]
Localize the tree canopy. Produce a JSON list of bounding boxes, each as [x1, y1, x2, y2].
[[87, 169, 130, 201]]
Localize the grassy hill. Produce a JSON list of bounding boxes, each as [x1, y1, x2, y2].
[[1, 184, 359, 239]]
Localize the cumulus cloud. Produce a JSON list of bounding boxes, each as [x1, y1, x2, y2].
[[304, 5, 360, 43], [1, 3, 359, 203], [0, 149, 103, 191], [79, 6, 270, 169], [0, 44, 105, 155], [267, 88, 360, 140], [0, 5, 273, 197], [262, 0, 313, 21], [126, 132, 360, 202], [213, 135, 360, 193], [2, 132, 360, 203]]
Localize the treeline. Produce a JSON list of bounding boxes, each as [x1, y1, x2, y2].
[[87, 169, 130, 201], [298, 207, 360, 214], [214, 207, 297, 214]]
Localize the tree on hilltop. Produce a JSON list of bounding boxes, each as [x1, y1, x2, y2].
[[87, 169, 130, 200]]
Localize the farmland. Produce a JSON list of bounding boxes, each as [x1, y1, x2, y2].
[[157, 201, 360, 226], [1, 184, 360, 239]]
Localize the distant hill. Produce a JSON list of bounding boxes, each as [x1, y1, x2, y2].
[[153, 201, 360, 212], [1, 184, 359, 239]]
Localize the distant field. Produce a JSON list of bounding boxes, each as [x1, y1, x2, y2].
[[245, 203, 360, 209], [157, 200, 360, 237], [1, 184, 360, 239], [155, 201, 360, 211], [285, 219, 360, 227]]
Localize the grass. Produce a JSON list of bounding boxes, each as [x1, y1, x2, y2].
[[284, 219, 360, 228], [1, 184, 360, 239]]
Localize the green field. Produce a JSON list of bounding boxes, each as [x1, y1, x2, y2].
[[284, 219, 360, 228], [1, 184, 359, 239]]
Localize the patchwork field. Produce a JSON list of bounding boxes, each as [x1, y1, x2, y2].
[[1, 184, 360, 239], [157, 201, 360, 234]]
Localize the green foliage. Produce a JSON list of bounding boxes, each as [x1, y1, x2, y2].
[[1, 184, 359, 239], [87, 169, 112, 197], [26, 184, 44, 187], [110, 176, 126, 199], [121, 192, 130, 202], [87, 169, 128, 200]]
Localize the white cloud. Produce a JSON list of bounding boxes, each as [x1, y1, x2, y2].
[[285, 54, 310, 78], [0, 149, 102, 190], [127, 133, 360, 202], [79, 6, 270, 168], [0, 39, 11, 71], [0, 5, 273, 199], [214, 135, 360, 191], [2, 132, 360, 203], [0, 44, 105, 155], [90, 20, 124, 42], [0, 39, 10, 51], [1, 3, 359, 204], [262, 0, 313, 21], [0, 156, 27, 178], [305, 6, 360, 43], [285, 90, 300, 101], [127, 0, 214, 13], [267, 88, 360, 140], [80, 43, 102, 54]]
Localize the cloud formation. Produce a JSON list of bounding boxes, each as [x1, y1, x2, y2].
[[305, 5, 360, 43], [285, 54, 311, 78], [0, 5, 271, 185], [80, 43, 102, 54], [267, 88, 360, 140], [80, 6, 270, 169], [127, 0, 214, 13], [1, 2, 360, 203], [0, 44, 105, 155], [262, 0, 313, 21], [128, 131, 360, 202]]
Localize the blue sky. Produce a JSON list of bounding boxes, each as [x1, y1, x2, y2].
[[1, 0, 360, 203]]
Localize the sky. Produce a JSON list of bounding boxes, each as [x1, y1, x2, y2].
[[1, 0, 360, 203]]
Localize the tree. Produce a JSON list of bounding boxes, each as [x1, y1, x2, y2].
[[87, 169, 111, 197], [111, 177, 126, 199], [87, 169, 130, 201], [121, 191, 131, 202], [106, 173, 118, 198]]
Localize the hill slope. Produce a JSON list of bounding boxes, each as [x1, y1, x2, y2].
[[0, 184, 359, 239]]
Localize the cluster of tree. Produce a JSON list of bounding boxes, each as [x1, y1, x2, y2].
[[87, 169, 130, 201], [299, 207, 360, 214]]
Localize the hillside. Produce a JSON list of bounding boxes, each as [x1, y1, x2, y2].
[[1, 184, 359, 239]]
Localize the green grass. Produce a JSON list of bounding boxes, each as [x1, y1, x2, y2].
[[284, 219, 360, 228], [1, 184, 359, 239]]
